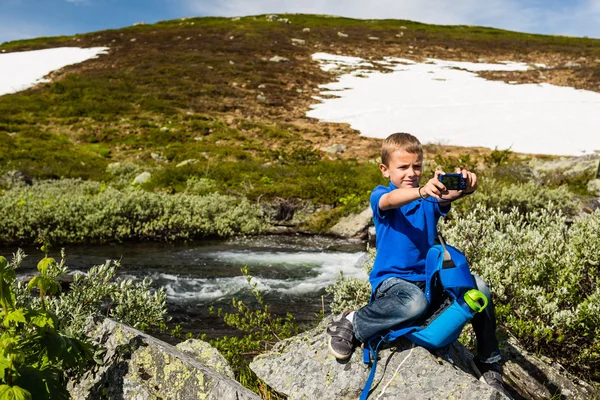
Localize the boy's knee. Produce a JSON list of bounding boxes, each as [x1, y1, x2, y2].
[[402, 291, 428, 319]]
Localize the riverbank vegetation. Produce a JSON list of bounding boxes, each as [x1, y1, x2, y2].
[[0, 251, 169, 398]]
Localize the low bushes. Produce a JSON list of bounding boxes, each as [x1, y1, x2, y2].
[[0, 179, 266, 245]]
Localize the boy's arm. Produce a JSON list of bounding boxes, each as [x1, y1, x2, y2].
[[379, 170, 447, 211]]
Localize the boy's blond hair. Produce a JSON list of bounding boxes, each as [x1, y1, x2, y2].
[[381, 132, 423, 166]]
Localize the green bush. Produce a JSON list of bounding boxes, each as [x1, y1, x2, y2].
[[441, 206, 600, 380], [0, 180, 266, 245], [0, 253, 96, 399], [451, 179, 581, 217]]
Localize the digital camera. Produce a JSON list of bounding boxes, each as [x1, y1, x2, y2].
[[439, 174, 467, 191]]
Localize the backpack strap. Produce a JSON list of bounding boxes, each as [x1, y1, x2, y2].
[[360, 326, 418, 400]]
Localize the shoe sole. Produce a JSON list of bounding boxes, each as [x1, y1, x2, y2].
[[327, 338, 351, 360]]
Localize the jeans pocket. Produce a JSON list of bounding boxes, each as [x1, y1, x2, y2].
[[375, 277, 406, 298]]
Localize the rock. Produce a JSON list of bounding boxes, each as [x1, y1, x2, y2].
[[0, 170, 32, 187], [303, 28, 310, 32], [564, 61, 582, 68], [588, 178, 600, 196], [266, 15, 278, 22], [70, 318, 260, 400], [291, 38, 305, 45], [269, 55, 289, 63], [258, 84, 266, 89], [176, 159, 198, 168], [529, 154, 600, 180], [500, 338, 598, 400], [321, 143, 346, 153], [329, 207, 373, 238], [337, 32, 348, 38], [368, 36, 379, 40], [132, 171, 151, 185], [251, 315, 598, 400], [176, 339, 235, 379], [256, 94, 267, 102], [250, 316, 497, 399]]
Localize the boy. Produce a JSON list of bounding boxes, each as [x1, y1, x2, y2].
[[327, 132, 510, 395]]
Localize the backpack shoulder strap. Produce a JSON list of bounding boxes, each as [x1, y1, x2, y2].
[[360, 326, 419, 400]]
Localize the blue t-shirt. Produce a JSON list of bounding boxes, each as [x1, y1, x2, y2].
[[369, 182, 449, 292]]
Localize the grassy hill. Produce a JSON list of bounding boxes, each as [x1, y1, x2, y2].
[[1, 14, 599, 235]]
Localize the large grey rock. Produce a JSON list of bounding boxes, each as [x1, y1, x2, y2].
[[329, 207, 373, 238], [176, 339, 235, 379], [70, 317, 260, 400], [529, 154, 600, 180], [250, 316, 498, 400], [251, 315, 598, 400], [321, 143, 346, 153], [501, 338, 598, 400]]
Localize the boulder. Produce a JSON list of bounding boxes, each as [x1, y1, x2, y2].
[[251, 315, 598, 400], [70, 317, 260, 400], [250, 316, 498, 399], [588, 178, 600, 196], [132, 171, 151, 185], [0, 170, 32, 187], [176, 339, 235, 379], [321, 143, 346, 153], [269, 56, 289, 63], [329, 207, 373, 238], [529, 154, 600, 179]]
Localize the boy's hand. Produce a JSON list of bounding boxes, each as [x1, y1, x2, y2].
[[439, 168, 478, 201], [456, 167, 478, 194], [421, 170, 448, 199], [422, 169, 478, 202]]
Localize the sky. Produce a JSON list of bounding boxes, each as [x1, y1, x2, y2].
[[1, 0, 600, 44]]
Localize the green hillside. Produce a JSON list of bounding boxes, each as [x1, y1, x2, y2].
[[1, 14, 599, 185]]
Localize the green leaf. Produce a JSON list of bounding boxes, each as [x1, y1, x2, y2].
[[26, 276, 41, 291], [1, 281, 14, 311], [0, 385, 32, 400], [36, 258, 56, 276], [3, 309, 26, 328]]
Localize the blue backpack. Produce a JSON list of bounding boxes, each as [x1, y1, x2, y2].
[[359, 237, 488, 400]]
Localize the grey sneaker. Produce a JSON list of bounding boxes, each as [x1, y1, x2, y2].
[[326, 311, 356, 360], [474, 359, 514, 400]]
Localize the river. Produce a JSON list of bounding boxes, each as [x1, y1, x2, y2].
[[3, 235, 368, 339]]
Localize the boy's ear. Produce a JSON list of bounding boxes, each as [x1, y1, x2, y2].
[[379, 163, 390, 178]]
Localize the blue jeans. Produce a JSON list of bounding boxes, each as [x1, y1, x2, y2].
[[353, 275, 501, 363]]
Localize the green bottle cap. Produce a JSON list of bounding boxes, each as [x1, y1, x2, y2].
[[464, 289, 488, 313]]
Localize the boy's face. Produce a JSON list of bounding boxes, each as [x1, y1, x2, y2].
[[379, 150, 422, 188]]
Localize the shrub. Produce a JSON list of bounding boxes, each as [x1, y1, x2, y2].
[[0, 179, 266, 245], [209, 267, 297, 398], [0, 253, 96, 399], [440, 206, 600, 380], [451, 179, 581, 217]]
